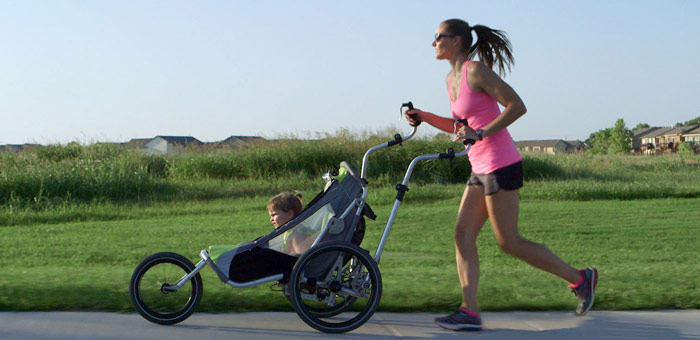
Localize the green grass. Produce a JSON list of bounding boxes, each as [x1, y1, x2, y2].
[[2, 140, 699, 312], [2, 193, 698, 313]]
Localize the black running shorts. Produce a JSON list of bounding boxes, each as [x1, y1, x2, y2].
[[467, 160, 524, 195]]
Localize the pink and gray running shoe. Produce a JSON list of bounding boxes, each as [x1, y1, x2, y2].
[[434, 308, 482, 331], [570, 267, 598, 316]]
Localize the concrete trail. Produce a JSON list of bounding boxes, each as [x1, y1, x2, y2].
[[1, 310, 699, 340]]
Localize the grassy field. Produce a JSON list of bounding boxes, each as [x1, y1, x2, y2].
[[1, 140, 699, 312], [1, 192, 698, 313]]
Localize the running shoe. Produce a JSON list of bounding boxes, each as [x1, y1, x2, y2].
[[434, 308, 482, 331], [570, 267, 598, 316]]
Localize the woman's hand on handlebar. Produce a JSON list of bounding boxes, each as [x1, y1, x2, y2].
[[453, 124, 480, 143], [404, 109, 424, 126]]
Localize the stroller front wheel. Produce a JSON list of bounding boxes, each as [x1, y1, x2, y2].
[[129, 252, 203, 325], [289, 241, 381, 333]]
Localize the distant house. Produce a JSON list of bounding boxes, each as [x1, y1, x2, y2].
[[681, 126, 700, 152], [657, 125, 699, 153], [201, 136, 265, 151], [659, 126, 687, 152], [0, 144, 25, 152], [667, 125, 700, 146], [123, 138, 152, 149], [515, 140, 584, 154], [221, 136, 265, 149], [633, 127, 662, 152], [639, 127, 673, 154], [564, 140, 588, 153], [638, 125, 700, 154], [145, 136, 203, 154], [0, 144, 39, 152]]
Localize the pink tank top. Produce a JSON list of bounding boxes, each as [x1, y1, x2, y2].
[[449, 61, 522, 174]]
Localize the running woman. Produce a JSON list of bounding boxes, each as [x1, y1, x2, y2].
[[405, 19, 597, 331]]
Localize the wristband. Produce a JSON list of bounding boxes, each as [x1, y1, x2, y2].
[[476, 129, 484, 141]]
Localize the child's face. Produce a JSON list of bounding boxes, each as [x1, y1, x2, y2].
[[269, 208, 295, 229]]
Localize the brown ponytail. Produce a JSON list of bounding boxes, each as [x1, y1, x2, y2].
[[442, 19, 514, 77]]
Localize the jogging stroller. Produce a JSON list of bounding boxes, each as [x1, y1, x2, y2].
[[129, 102, 474, 333]]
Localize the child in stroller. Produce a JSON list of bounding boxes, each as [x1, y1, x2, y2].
[[206, 163, 369, 284], [267, 192, 316, 255], [268, 192, 303, 230]]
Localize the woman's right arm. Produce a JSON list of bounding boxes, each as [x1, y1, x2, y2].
[[405, 109, 456, 133]]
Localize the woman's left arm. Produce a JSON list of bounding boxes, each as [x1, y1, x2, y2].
[[467, 62, 527, 138]]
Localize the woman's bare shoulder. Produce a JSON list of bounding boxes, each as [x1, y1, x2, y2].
[[466, 60, 491, 77], [466, 61, 499, 92]]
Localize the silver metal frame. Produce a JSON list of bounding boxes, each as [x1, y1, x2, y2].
[[360, 126, 418, 180], [162, 258, 208, 291], [354, 126, 419, 242], [372, 144, 470, 262]]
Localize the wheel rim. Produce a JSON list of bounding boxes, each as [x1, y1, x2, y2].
[[134, 259, 196, 319]]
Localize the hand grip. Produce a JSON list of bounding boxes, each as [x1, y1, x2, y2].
[[454, 119, 474, 145], [401, 101, 421, 126]]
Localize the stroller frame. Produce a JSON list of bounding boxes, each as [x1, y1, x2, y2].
[[129, 102, 473, 333]]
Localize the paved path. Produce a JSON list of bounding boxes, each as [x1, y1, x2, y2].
[[2, 311, 699, 339]]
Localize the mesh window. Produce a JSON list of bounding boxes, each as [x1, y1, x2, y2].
[[267, 204, 336, 256]]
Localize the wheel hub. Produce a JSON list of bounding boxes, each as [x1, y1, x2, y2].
[[161, 283, 176, 294]]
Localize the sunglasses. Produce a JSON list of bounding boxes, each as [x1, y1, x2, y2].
[[434, 32, 457, 42]]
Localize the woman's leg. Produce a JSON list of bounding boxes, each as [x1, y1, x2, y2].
[[454, 184, 489, 312], [485, 189, 580, 284]]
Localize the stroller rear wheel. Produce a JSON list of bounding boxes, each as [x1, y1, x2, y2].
[[289, 241, 381, 333], [286, 294, 357, 318], [305, 296, 358, 318], [129, 252, 203, 325]]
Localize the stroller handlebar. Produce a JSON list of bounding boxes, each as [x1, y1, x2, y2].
[[360, 123, 418, 181], [357, 101, 474, 263], [359, 100, 420, 180], [361, 101, 476, 181]]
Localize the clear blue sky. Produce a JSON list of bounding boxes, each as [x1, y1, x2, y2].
[[1, 0, 698, 144]]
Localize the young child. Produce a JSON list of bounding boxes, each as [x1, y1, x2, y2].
[[267, 192, 303, 229], [267, 192, 315, 255]]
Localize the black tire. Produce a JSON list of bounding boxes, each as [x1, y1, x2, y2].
[[289, 241, 381, 333], [129, 252, 203, 325]]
